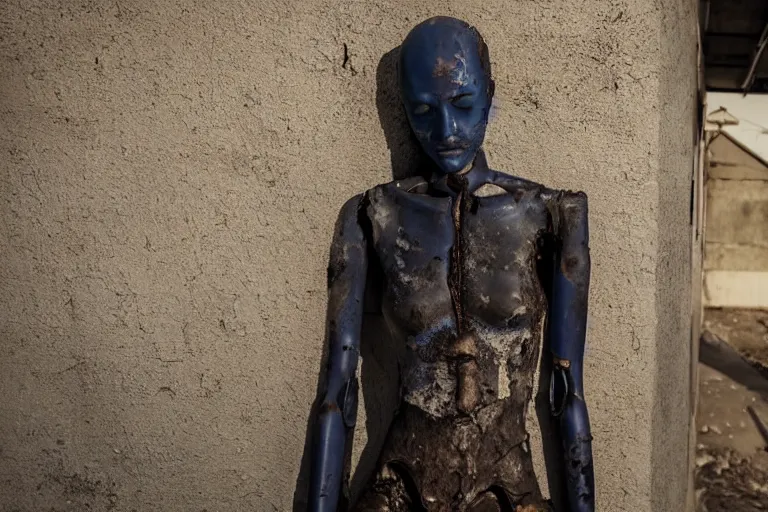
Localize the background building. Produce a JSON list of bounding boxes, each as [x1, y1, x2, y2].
[[703, 124, 768, 309]]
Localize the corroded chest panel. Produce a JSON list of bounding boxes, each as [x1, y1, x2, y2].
[[462, 186, 550, 328], [367, 180, 551, 418], [367, 183, 456, 343]]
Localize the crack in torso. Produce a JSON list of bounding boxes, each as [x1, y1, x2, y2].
[[449, 180, 466, 334], [446, 174, 481, 415]]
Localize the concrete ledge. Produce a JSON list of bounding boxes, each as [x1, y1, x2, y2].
[[704, 270, 768, 309]]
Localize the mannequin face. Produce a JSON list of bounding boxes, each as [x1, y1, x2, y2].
[[400, 17, 494, 174]]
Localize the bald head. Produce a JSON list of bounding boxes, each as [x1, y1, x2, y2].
[[398, 17, 495, 174], [400, 16, 492, 91]]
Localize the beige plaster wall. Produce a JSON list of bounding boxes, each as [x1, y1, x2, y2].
[[0, 1, 697, 510], [653, 2, 698, 509]]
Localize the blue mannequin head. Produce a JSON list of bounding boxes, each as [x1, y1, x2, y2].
[[399, 17, 495, 174]]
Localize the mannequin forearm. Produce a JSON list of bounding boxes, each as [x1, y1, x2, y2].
[[310, 410, 347, 511], [310, 343, 360, 511], [559, 389, 594, 512]]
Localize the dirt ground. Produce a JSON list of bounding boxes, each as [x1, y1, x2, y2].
[[696, 308, 768, 511]]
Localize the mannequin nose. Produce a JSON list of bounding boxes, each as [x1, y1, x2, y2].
[[437, 107, 457, 141]]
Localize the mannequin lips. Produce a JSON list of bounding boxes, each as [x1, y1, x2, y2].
[[436, 142, 470, 158], [437, 148, 465, 157]]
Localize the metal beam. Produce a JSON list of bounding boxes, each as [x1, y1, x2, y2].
[[741, 21, 768, 93], [705, 32, 763, 39], [702, 0, 710, 32]]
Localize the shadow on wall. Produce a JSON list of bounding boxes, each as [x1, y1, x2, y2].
[[375, 46, 433, 181], [292, 46, 564, 510], [291, 45, 421, 512]]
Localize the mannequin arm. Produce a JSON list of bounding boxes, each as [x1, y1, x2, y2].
[[548, 191, 595, 512], [309, 195, 368, 512]]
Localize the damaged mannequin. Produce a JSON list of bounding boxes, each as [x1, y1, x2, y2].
[[309, 16, 594, 512]]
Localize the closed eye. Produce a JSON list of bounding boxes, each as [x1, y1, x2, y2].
[[452, 93, 474, 109], [413, 104, 431, 115]]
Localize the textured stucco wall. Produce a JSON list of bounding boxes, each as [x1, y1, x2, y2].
[[653, 3, 698, 510], [0, 1, 696, 511]]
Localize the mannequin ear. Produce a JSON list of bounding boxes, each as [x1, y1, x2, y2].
[[488, 78, 496, 99]]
